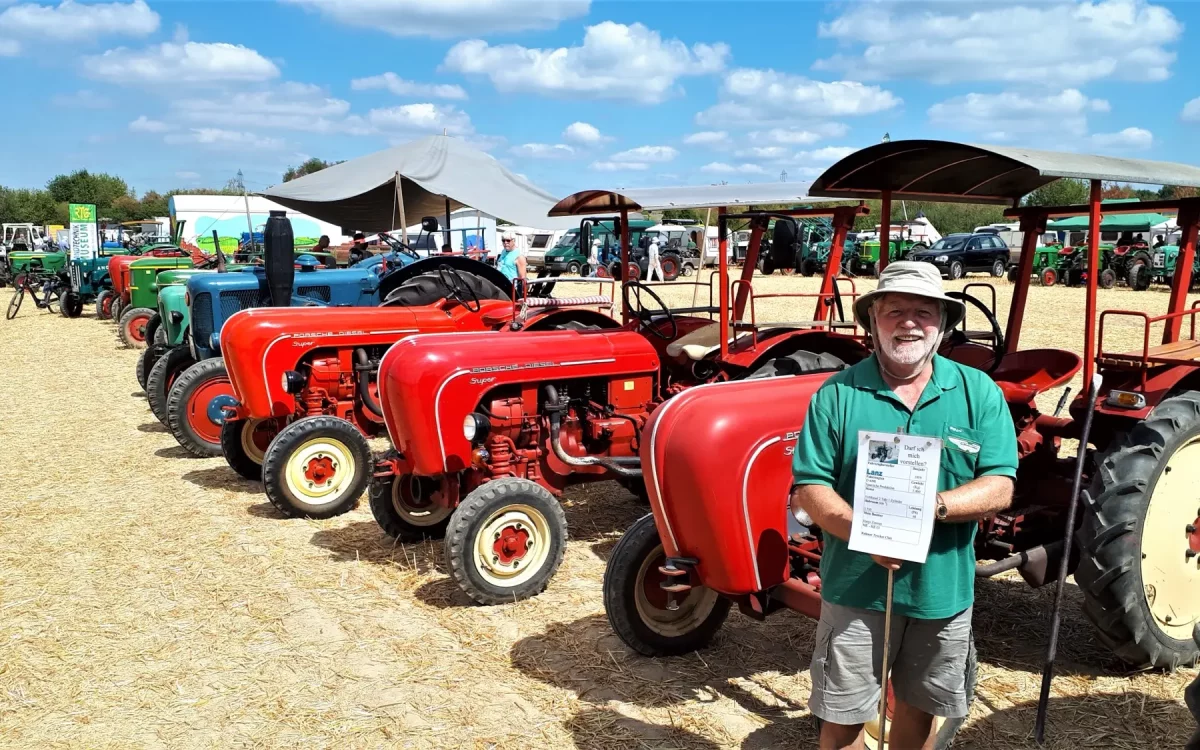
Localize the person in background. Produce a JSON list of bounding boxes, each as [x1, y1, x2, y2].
[[1153, 234, 1167, 249], [497, 230, 527, 290], [348, 232, 369, 265], [646, 234, 665, 282], [441, 243, 454, 255]]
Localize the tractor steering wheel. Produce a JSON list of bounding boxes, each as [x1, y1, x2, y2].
[[944, 290, 1005, 373], [436, 264, 482, 313], [622, 280, 677, 340]]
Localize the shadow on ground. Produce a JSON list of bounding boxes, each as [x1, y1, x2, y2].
[[136, 421, 167, 434], [154, 445, 195, 459], [183, 467, 260, 493]]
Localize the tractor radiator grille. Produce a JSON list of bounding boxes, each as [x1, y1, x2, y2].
[[296, 285, 331, 303], [192, 292, 214, 343], [219, 289, 262, 319]]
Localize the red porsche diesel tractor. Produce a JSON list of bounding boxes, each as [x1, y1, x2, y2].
[[371, 186, 872, 605], [219, 258, 620, 520], [601, 139, 1200, 731]]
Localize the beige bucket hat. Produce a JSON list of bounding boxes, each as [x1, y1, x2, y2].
[[853, 261, 966, 331]]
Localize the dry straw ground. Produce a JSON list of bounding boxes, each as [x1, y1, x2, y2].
[[0, 271, 1195, 749]]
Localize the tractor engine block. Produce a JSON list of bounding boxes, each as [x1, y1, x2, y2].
[[294, 350, 385, 425]]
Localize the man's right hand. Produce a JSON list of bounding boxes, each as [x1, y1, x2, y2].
[[871, 554, 903, 571]]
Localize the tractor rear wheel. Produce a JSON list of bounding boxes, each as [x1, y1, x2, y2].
[[166, 358, 234, 458], [95, 290, 114, 320], [1127, 262, 1152, 291], [603, 514, 731, 656], [1099, 268, 1118, 289], [660, 253, 681, 281], [1007, 265, 1020, 283], [759, 258, 775, 276], [445, 477, 567, 605], [1079, 390, 1200, 669], [221, 418, 283, 481], [118, 306, 155, 349], [262, 417, 371, 518], [1040, 268, 1058, 286], [148, 346, 196, 424], [369, 469, 454, 541], [800, 257, 818, 277]]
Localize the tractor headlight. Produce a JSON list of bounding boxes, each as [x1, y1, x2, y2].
[[184, 291, 190, 306], [462, 413, 490, 443], [209, 332, 220, 353], [1106, 390, 1147, 409], [169, 311, 183, 324], [281, 370, 307, 394], [935, 255, 949, 263]]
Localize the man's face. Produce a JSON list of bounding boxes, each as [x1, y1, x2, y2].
[[872, 293, 942, 367], [502, 237, 515, 250]]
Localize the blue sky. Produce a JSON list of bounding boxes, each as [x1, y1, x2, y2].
[[1, 0, 1197, 200]]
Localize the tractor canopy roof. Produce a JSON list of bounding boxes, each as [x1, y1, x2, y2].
[[1047, 200, 1172, 232], [548, 183, 840, 216], [810, 140, 1200, 204]]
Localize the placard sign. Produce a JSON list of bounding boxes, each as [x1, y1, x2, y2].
[[848, 430, 941, 563], [69, 203, 99, 261]]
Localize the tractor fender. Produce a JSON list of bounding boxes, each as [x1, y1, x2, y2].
[[728, 329, 870, 372], [1094, 363, 1200, 423], [378, 255, 513, 303], [523, 308, 622, 332], [376, 329, 659, 478]]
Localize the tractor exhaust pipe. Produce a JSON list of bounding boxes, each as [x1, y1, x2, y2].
[[263, 210, 294, 307], [354, 348, 384, 417], [543, 384, 641, 477]]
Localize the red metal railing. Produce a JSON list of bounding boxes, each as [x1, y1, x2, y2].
[[727, 276, 862, 353], [1097, 300, 1200, 373]]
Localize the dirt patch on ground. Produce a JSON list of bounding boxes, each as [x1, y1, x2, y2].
[[0, 272, 1194, 748]]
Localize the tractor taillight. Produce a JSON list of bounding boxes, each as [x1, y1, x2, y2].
[[1107, 390, 1146, 409]]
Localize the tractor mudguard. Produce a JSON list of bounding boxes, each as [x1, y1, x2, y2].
[[157, 285, 190, 347], [377, 255, 513, 302], [640, 375, 833, 596], [377, 329, 660, 477]]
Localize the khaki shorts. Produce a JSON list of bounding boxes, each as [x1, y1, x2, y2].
[[809, 600, 976, 725]]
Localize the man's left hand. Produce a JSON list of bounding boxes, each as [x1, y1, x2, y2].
[[871, 554, 902, 571]]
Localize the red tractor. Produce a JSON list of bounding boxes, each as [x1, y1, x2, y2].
[[600, 141, 1200, 749], [372, 188, 871, 604], [220, 256, 620, 520]]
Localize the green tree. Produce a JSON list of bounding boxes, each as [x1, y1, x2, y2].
[[1023, 178, 1090, 207], [283, 158, 343, 182], [140, 190, 168, 217], [45, 170, 132, 215]]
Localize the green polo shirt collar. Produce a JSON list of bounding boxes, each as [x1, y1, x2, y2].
[[847, 354, 958, 410]]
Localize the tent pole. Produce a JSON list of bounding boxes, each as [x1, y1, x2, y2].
[[1082, 180, 1102, 387], [445, 197, 452, 251], [395, 172, 408, 245]]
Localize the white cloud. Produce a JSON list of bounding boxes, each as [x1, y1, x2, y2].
[[815, 0, 1180, 85], [368, 103, 473, 136], [283, 0, 588, 38], [1182, 97, 1200, 122], [797, 146, 856, 163], [610, 145, 677, 163], [350, 72, 467, 100], [170, 82, 370, 135], [735, 146, 789, 160], [750, 124, 849, 145], [591, 160, 649, 172], [562, 121, 610, 145], [85, 40, 279, 85], [511, 143, 575, 159], [443, 22, 729, 104], [164, 128, 285, 151], [683, 131, 729, 146], [928, 88, 1108, 140], [701, 162, 768, 175], [1091, 127, 1153, 150], [0, 0, 157, 56], [696, 70, 898, 129], [129, 115, 172, 133], [175, 171, 201, 182]]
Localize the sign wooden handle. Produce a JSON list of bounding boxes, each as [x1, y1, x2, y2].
[[878, 568, 894, 745]]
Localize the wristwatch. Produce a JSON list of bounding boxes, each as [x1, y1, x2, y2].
[[935, 493, 949, 520]]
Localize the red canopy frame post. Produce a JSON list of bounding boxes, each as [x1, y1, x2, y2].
[[813, 206, 858, 322], [1083, 179, 1102, 386], [1164, 201, 1200, 344], [718, 207, 730, 360], [733, 222, 766, 323], [878, 190, 893, 273], [1004, 210, 1048, 353]]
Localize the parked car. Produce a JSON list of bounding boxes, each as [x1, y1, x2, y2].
[[910, 232, 1010, 279]]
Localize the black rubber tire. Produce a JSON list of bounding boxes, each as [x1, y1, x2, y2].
[[118, 306, 156, 349], [603, 514, 731, 656], [6, 287, 23, 320], [949, 260, 965, 280], [566, 261, 581, 275], [1099, 268, 1118, 289], [1066, 267, 1084, 287], [990, 258, 1005, 278], [95, 290, 113, 320], [166, 357, 229, 458], [445, 477, 568, 605], [220, 418, 280, 481], [759, 258, 775, 276], [1078, 391, 1200, 669], [1127, 262, 1152, 291], [1040, 268, 1058, 287], [148, 346, 196, 425], [146, 312, 164, 346], [261, 416, 372, 519], [1007, 265, 1020, 283], [660, 253, 681, 282], [800, 257, 818, 277], [369, 468, 454, 542], [136, 347, 152, 392], [59, 291, 82, 318]]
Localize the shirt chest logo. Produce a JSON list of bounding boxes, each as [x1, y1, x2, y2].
[[947, 436, 980, 454]]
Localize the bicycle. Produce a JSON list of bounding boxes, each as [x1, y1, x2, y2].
[[6, 271, 65, 320]]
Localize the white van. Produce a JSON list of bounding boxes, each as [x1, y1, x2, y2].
[[507, 226, 566, 269]]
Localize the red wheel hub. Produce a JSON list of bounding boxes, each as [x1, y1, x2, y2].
[[102, 297, 113, 317], [492, 524, 531, 564], [1189, 516, 1200, 553], [126, 314, 150, 342], [185, 377, 233, 444], [303, 455, 336, 485], [640, 554, 670, 610]]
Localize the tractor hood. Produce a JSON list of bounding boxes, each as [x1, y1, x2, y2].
[[378, 329, 659, 477], [223, 306, 425, 419]]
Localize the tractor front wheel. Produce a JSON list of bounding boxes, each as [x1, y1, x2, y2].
[[603, 514, 731, 656], [445, 478, 567, 605], [660, 254, 681, 281], [800, 257, 818, 277], [118, 306, 155, 349], [59, 291, 83, 318], [148, 346, 197, 424], [1127, 262, 1152, 291], [369, 469, 454, 541], [95, 290, 114, 320], [220, 418, 282, 481], [166, 358, 234, 457], [1039, 268, 1058, 286], [262, 416, 372, 519], [1079, 390, 1200, 669], [1006, 265, 1020, 283], [1099, 268, 1118, 289]]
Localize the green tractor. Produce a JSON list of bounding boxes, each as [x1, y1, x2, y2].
[[1047, 204, 1170, 290], [845, 219, 939, 276], [116, 255, 210, 348], [1151, 243, 1200, 289]]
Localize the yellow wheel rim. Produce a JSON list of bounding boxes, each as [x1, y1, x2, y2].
[[632, 542, 721, 638], [472, 504, 552, 588], [1141, 436, 1200, 640], [391, 475, 452, 528], [240, 419, 270, 465], [284, 437, 356, 506]]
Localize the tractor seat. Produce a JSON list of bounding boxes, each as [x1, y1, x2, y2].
[[522, 295, 612, 309], [665, 322, 750, 361]]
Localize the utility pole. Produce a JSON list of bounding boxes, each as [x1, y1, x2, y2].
[[236, 169, 255, 249], [780, 169, 788, 183]]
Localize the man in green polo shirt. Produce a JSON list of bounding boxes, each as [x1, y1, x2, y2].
[[791, 261, 1017, 750]]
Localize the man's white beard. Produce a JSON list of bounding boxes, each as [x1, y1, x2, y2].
[[879, 328, 938, 367]]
